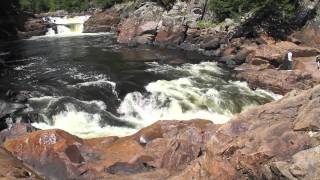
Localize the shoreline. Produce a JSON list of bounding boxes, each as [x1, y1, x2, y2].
[[1, 0, 320, 179]]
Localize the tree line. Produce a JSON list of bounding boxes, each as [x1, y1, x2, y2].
[[19, 0, 129, 12], [209, 0, 296, 22], [18, 0, 296, 21]]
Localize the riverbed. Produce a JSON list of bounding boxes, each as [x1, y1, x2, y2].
[[0, 33, 280, 138]]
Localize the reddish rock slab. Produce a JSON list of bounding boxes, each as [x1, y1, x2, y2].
[[83, 9, 121, 33], [117, 2, 164, 44], [0, 147, 39, 179], [177, 85, 320, 179], [4, 91, 320, 180], [235, 64, 315, 94], [4, 129, 87, 180], [291, 22, 320, 48], [243, 36, 320, 67]]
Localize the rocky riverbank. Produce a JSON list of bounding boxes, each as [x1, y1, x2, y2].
[[1, 0, 320, 179], [0, 0, 49, 40], [82, 0, 320, 94], [1, 84, 319, 179]]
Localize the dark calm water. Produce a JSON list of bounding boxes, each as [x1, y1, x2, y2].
[[0, 34, 280, 138]]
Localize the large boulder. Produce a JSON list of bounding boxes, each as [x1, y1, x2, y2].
[[268, 146, 320, 179], [235, 64, 315, 94], [244, 36, 320, 67], [4, 129, 87, 179], [117, 2, 164, 44], [83, 9, 121, 33], [155, 1, 188, 46], [290, 5, 320, 48], [291, 22, 320, 48], [3, 119, 213, 179], [17, 18, 47, 38]]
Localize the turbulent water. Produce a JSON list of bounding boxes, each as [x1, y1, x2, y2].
[[0, 34, 281, 138], [44, 16, 90, 36]]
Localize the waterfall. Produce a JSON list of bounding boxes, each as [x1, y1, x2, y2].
[[44, 16, 90, 36]]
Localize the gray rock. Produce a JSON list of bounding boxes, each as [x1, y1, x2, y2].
[[267, 146, 320, 180]]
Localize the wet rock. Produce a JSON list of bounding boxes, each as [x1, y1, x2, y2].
[[82, 137, 144, 173], [17, 18, 47, 39], [139, 138, 201, 171], [4, 129, 87, 180], [5, 90, 36, 103], [3, 88, 320, 180], [127, 120, 213, 172], [200, 38, 221, 50], [79, 119, 212, 177], [0, 123, 36, 144], [106, 162, 152, 175]]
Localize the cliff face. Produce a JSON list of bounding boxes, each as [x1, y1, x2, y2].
[[291, 0, 320, 48]]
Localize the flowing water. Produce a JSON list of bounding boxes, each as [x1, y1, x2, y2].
[[0, 17, 281, 138], [44, 16, 90, 36]]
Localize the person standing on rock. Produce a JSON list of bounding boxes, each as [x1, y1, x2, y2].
[[316, 55, 320, 70], [287, 51, 293, 70]]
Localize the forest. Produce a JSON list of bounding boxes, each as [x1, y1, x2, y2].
[[18, 0, 296, 21], [19, 0, 129, 12]]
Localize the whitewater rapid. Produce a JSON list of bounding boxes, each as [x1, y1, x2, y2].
[[44, 15, 90, 36], [117, 62, 281, 129], [28, 61, 281, 138]]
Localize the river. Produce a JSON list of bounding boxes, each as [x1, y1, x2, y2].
[[0, 17, 280, 138]]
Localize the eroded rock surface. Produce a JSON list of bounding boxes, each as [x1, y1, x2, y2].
[[83, 9, 121, 33], [1, 85, 320, 179], [235, 64, 315, 94]]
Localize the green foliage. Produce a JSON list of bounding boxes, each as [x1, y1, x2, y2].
[[18, 0, 129, 13], [208, 0, 296, 22], [197, 20, 216, 29]]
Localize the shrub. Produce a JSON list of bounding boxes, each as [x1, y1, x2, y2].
[[208, 0, 296, 22], [197, 20, 216, 29]]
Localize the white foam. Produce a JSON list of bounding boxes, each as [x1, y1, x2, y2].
[[45, 16, 90, 25], [0, 52, 10, 56], [45, 28, 56, 36], [28, 96, 136, 138], [66, 69, 119, 97], [32, 103, 136, 138], [118, 62, 280, 128], [43, 16, 90, 36], [28, 62, 281, 139]]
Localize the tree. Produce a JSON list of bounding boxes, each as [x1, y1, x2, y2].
[[208, 0, 296, 22], [49, 0, 56, 11]]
